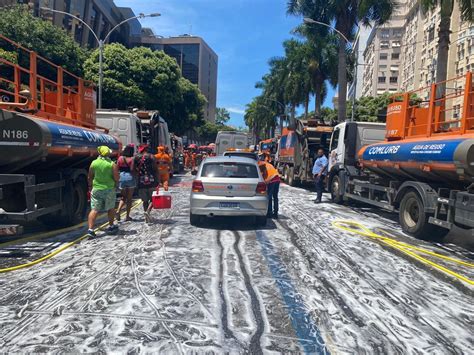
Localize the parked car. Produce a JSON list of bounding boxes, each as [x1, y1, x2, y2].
[[189, 156, 268, 226]]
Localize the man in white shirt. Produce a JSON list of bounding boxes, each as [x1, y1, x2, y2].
[[312, 148, 328, 203]]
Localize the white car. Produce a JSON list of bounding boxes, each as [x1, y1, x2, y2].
[[190, 156, 268, 226]]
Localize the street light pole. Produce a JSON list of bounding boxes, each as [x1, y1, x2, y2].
[[40, 8, 160, 109]]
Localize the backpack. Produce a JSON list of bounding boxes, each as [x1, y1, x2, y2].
[[137, 154, 155, 186]]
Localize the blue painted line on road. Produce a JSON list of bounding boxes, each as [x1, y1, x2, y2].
[[256, 231, 329, 354]]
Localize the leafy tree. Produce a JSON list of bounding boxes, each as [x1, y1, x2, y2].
[[215, 107, 231, 125], [0, 5, 87, 76], [84, 44, 206, 134], [421, 0, 473, 87], [287, 0, 395, 122], [244, 96, 277, 140], [196, 121, 236, 142]]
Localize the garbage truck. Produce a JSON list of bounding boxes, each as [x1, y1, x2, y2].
[[327, 73, 474, 237], [0, 35, 120, 235]]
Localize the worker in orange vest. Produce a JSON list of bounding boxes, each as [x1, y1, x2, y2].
[[155, 146, 172, 191], [191, 150, 197, 171], [258, 161, 281, 219], [184, 150, 191, 170]]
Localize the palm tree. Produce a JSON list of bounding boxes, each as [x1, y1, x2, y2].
[[421, 1, 473, 86], [287, 0, 396, 122]]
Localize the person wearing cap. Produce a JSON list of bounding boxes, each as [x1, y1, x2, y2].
[[87, 145, 119, 237], [154, 146, 172, 191], [258, 161, 281, 219], [134, 144, 159, 223]]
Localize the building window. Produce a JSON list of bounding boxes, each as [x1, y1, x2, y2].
[[428, 28, 435, 42], [381, 41, 389, 49], [381, 30, 390, 38], [380, 53, 388, 60], [390, 77, 398, 84], [392, 41, 401, 48], [392, 52, 400, 60], [379, 65, 387, 69], [378, 77, 386, 83]]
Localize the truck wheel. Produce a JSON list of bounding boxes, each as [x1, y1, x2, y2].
[[330, 174, 344, 204], [287, 166, 295, 186], [65, 178, 88, 225], [399, 191, 447, 239]]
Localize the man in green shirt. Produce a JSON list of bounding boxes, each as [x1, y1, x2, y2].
[[87, 145, 119, 237]]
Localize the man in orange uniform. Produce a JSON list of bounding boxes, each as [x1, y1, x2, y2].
[[184, 150, 191, 170], [258, 161, 281, 219], [155, 146, 172, 191]]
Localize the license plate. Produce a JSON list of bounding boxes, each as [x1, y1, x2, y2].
[[219, 202, 240, 209]]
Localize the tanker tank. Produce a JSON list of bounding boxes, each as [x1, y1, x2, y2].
[[0, 110, 121, 173], [358, 136, 474, 184]]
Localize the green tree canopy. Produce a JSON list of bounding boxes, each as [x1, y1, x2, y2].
[[215, 107, 231, 125], [84, 43, 206, 134], [0, 5, 87, 76]]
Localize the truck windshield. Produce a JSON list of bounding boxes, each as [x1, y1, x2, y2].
[[201, 163, 258, 178]]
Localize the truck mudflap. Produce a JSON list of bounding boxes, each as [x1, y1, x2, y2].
[[454, 191, 474, 228], [428, 190, 474, 230]]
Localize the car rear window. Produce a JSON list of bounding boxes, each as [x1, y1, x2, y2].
[[201, 162, 258, 178], [223, 152, 257, 160]]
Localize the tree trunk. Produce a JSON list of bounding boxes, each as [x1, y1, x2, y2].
[[304, 93, 309, 119], [314, 79, 323, 119], [337, 35, 347, 122], [435, 0, 454, 98]]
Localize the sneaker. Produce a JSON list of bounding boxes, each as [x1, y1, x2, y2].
[[86, 229, 97, 238], [115, 212, 121, 222], [106, 224, 119, 234], [125, 217, 134, 222]]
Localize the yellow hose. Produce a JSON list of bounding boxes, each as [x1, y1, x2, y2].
[[332, 220, 474, 286], [0, 201, 142, 274]]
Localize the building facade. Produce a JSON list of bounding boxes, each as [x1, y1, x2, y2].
[[0, 0, 139, 48], [138, 34, 218, 122], [361, 5, 405, 97], [348, 24, 372, 100]]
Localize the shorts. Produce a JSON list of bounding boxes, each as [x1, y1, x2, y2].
[[91, 188, 116, 212], [119, 172, 136, 189], [138, 187, 154, 203]]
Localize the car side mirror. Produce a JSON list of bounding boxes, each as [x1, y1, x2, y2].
[[191, 170, 197, 176]]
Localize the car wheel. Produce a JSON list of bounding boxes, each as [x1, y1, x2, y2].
[[255, 216, 267, 227], [190, 213, 201, 226]]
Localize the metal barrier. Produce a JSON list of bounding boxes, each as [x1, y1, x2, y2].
[[0, 34, 104, 131]]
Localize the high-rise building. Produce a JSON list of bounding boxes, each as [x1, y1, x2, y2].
[[348, 25, 372, 100], [362, 4, 405, 97], [0, 0, 139, 48], [138, 34, 218, 122]]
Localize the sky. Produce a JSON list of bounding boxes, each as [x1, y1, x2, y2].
[[115, 0, 336, 127]]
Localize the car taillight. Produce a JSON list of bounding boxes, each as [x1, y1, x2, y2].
[[192, 180, 204, 193], [256, 182, 267, 194]]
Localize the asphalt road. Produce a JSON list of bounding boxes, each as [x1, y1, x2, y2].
[[0, 174, 473, 354]]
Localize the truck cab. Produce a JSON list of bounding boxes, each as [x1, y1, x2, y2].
[[96, 110, 144, 151]]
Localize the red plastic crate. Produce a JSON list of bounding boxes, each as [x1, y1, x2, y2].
[[152, 191, 172, 209]]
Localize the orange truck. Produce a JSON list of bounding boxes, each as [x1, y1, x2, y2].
[[0, 35, 121, 235], [276, 119, 333, 186], [327, 73, 474, 237]]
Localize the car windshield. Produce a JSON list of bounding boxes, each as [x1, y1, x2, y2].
[[201, 162, 258, 178]]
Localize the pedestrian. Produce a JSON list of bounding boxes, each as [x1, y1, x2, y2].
[[87, 145, 119, 237], [116, 144, 136, 222], [134, 144, 159, 223], [312, 148, 328, 203], [258, 161, 281, 219], [154, 145, 172, 191]]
